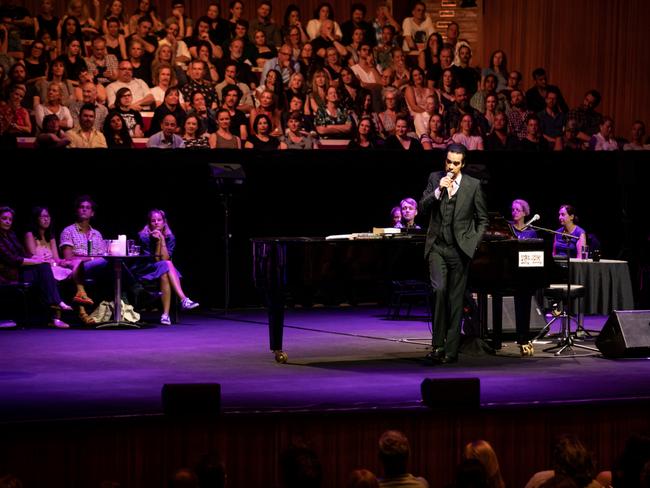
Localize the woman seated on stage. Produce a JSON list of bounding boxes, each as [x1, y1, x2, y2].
[[132, 209, 199, 326], [0, 207, 71, 328], [24, 206, 73, 282], [509, 198, 539, 356], [553, 204, 586, 258], [509, 199, 538, 239]]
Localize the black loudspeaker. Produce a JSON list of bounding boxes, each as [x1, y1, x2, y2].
[[596, 311, 650, 358], [161, 383, 221, 417], [421, 378, 480, 409]]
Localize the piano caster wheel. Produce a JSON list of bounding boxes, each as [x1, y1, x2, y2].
[[274, 350, 288, 363]]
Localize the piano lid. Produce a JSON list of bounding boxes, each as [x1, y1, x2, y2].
[[483, 212, 516, 241]]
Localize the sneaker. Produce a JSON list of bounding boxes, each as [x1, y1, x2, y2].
[[181, 297, 199, 310], [160, 313, 172, 325]]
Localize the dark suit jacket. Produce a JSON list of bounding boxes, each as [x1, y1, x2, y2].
[[419, 171, 489, 259]]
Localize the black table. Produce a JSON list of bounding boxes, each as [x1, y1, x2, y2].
[[570, 258, 634, 315]]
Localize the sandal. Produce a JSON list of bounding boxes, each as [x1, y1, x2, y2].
[[73, 291, 94, 306], [78, 307, 96, 325]]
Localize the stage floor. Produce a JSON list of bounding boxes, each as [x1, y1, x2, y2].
[[1, 306, 650, 423]]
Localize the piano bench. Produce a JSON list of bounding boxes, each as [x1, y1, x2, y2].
[[387, 280, 431, 320], [543, 284, 586, 301]]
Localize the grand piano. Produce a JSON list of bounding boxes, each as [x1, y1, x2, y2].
[[252, 215, 553, 362]]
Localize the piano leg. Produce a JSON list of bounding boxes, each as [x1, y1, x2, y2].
[[267, 290, 288, 363], [491, 295, 503, 350]]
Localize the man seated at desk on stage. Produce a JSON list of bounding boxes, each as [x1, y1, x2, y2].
[[394, 197, 421, 230], [59, 195, 109, 325]]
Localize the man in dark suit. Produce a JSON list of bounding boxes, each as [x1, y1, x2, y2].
[[419, 144, 489, 363]]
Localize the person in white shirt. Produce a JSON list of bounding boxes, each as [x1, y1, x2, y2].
[[106, 60, 153, 109], [401, 2, 435, 53], [589, 116, 618, 151], [306, 2, 343, 40]]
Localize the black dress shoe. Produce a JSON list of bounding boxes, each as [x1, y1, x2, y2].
[[440, 355, 458, 364], [425, 348, 445, 363]]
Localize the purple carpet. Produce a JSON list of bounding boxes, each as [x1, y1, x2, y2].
[[1, 306, 649, 423]]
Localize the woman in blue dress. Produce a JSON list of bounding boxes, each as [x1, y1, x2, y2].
[[553, 204, 586, 258], [133, 210, 199, 325]]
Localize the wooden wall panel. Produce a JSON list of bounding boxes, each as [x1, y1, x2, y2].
[[481, 0, 650, 139]]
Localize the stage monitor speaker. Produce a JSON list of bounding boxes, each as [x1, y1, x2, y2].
[[421, 378, 480, 409], [161, 383, 221, 417], [596, 311, 650, 358]]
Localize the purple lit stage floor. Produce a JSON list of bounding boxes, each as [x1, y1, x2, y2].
[[1, 307, 650, 423]]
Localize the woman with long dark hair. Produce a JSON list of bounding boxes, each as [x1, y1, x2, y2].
[[244, 113, 286, 150], [112, 87, 144, 137], [102, 111, 133, 148], [24, 207, 73, 282]]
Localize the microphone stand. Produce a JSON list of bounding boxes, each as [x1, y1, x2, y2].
[[528, 224, 598, 355]]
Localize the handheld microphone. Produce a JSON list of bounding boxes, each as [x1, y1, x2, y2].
[[523, 214, 540, 229], [440, 171, 454, 198]]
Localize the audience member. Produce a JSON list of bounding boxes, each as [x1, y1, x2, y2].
[[311, 19, 347, 61], [75, 67, 108, 105], [249, 1, 282, 48], [132, 209, 198, 325], [518, 114, 552, 151], [157, 21, 191, 80], [348, 469, 379, 488], [567, 89, 603, 142], [186, 91, 216, 134], [103, 110, 133, 148], [100, 0, 128, 37], [106, 60, 153, 109], [338, 66, 361, 111], [470, 74, 506, 114], [484, 112, 518, 150], [352, 89, 383, 136], [181, 113, 210, 148], [481, 49, 508, 92], [216, 62, 254, 111], [463, 440, 505, 488], [0, 206, 71, 328], [452, 42, 480, 96], [209, 108, 241, 149], [23, 40, 48, 85], [226, 1, 245, 35], [452, 113, 484, 150], [306, 3, 343, 41], [24, 206, 73, 283], [149, 62, 181, 107], [348, 115, 380, 149], [34, 59, 75, 107], [455, 458, 489, 488], [445, 86, 487, 137], [125, 15, 158, 60], [538, 89, 566, 143], [589, 116, 618, 151], [67, 102, 108, 147], [112, 87, 144, 137], [251, 29, 278, 69], [500, 69, 522, 100], [35, 113, 70, 148], [280, 444, 323, 488], [345, 26, 365, 65], [250, 88, 283, 136], [57, 38, 87, 82], [623, 120, 649, 150], [437, 67, 457, 111], [180, 60, 217, 110], [374, 25, 398, 71], [147, 86, 185, 136], [507, 88, 533, 139], [57, 15, 83, 56], [404, 66, 434, 115], [525, 67, 569, 114], [372, 3, 401, 47], [341, 3, 374, 46], [385, 115, 423, 150], [127, 0, 163, 35], [524, 435, 599, 488], [482, 94, 499, 130], [166, 1, 193, 39], [85, 36, 118, 86], [552, 204, 586, 258], [0, 84, 32, 141], [421, 113, 450, 149], [220, 84, 248, 140], [401, 1, 434, 54], [378, 86, 401, 138], [413, 94, 438, 137], [147, 113, 184, 148], [281, 110, 315, 149], [560, 118, 583, 151], [245, 113, 286, 149], [126, 38, 152, 86], [282, 5, 309, 48], [70, 80, 108, 129], [314, 86, 353, 139], [105, 15, 128, 60], [419, 32, 444, 85], [34, 81, 73, 130], [377, 430, 428, 488]]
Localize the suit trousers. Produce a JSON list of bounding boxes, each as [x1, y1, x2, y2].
[[428, 241, 470, 358]]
